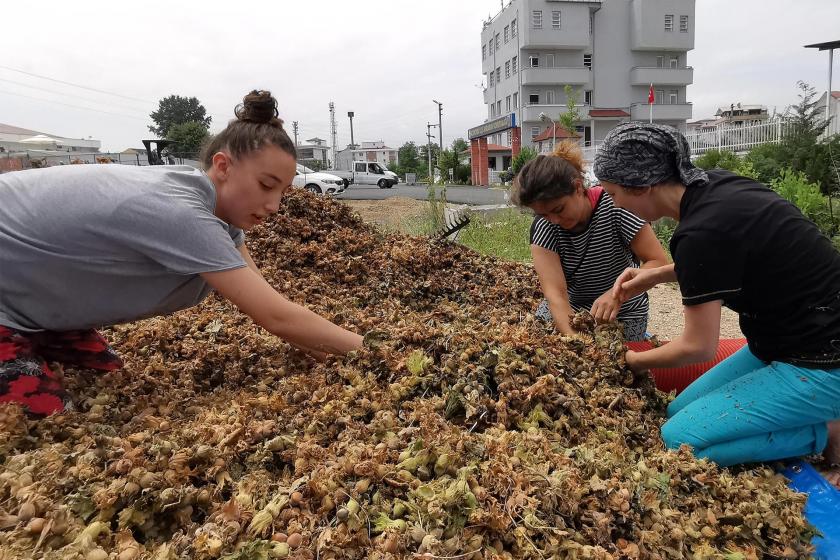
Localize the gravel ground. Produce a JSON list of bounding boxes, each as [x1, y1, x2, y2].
[[342, 198, 744, 341]]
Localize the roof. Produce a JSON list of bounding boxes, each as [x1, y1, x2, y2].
[[589, 109, 630, 118], [0, 123, 46, 136], [532, 125, 580, 143], [833, 91, 840, 99], [804, 40, 840, 51], [715, 104, 768, 115]]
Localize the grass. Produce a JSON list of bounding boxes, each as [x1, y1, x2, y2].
[[458, 208, 533, 263]]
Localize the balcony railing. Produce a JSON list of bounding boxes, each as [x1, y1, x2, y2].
[[521, 66, 591, 86], [630, 66, 693, 86], [630, 103, 692, 121]]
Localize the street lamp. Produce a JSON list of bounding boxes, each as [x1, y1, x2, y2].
[[432, 100, 443, 153], [539, 112, 556, 152], [347, 112, 355, 149]]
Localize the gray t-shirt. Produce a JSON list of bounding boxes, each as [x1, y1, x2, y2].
[[0, 164, 246, 332]]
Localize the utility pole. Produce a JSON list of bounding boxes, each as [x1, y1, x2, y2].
[[433, 100, 443, 152], [328, 102, 337, 168], [347, 112, 355, 149], [292, 121, 299, 147], [426, 122, 438, 184]]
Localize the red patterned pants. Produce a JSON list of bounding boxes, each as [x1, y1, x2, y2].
[[0, 326, 123, 416]]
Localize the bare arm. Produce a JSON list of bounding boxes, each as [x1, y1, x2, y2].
[[626, 300, 722, 371], [202, 251, 363, 356], [531, 244, 576, 335], [631, 224, 669, 270], [593, 224, 670, 322]]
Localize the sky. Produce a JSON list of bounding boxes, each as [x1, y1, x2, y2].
[[1, 0, 838, 153]]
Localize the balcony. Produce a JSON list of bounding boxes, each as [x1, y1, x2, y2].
[[521, 66, 591, 86], [630, 66, 693, 86], [630, 103, 692, 121], [521, 104, 591, 123]]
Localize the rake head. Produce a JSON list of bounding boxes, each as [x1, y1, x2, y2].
[[433, 211, 471, 241]]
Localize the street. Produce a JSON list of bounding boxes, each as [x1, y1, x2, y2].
[[336, 183, 509, 205]]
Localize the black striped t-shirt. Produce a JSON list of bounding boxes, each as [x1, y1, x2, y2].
[[529, 190, 649, 321]]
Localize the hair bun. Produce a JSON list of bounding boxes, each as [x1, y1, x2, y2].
[[235, 90, 283, 126]]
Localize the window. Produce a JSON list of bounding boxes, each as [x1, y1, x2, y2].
[[355, 162, 366, 172], [512, 56, 518, 73], [531, 126, 540, 140], [529, 93, 539, 104], [489, 37, 493, 52], [670, 56, 679, 68], [495, 33, 500, 50], [664, 14, 674, 32], [680, 15, 689, 32], [546, 90, 555, 104], [532, 10, 542, 28], [668, 90, 678, 104], [496, 67, 501, 83], [513, 92, 518, 108], [656, 55, 664, 68], [529, 55, 539, 68], [505, 60, 510, 78], [504, 25, 510, 43], [507, 130, 512, 145], [583, 54, 592, 68], [656, 89, 664, 105], [488, 71, 494, 87], [506, 95, 511, 111], [496, 100, 502, 115], [489, 105, 494, 118], [589, 12, 594, 35], [584, 90, 592, 105], [512, 18, 517, 37], [546, 53, 555, 68], [482, 45, 486, 60]]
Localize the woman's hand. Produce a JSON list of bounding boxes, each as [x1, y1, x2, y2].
[[590, 291, 621, 323], [624, 349, 646, 373], [612, 264, 674, 303]]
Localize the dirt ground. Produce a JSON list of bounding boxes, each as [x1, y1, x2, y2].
[[341, 198, 744, 341]]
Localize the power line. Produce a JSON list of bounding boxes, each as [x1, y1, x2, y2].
[[0, 64, 154, 105], [0, 77, 150, 116], [0, 88, 147, 121]]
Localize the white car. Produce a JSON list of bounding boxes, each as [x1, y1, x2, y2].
[[293, 164, 346, 195]]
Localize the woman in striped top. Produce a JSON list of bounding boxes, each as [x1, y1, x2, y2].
[[512, 141, 668, 341]]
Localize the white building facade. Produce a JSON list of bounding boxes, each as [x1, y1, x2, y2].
[[335, 141, 398, 171], [469, 0, 695, 184]]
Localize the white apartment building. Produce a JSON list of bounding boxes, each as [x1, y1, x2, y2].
[[469, 0, 695, 184]]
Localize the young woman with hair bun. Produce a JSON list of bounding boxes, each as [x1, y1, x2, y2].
[[0, 90, 363, 416], [511, 140, 668, 340]]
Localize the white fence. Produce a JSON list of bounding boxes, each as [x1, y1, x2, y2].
[[684, 116, 839, 156]]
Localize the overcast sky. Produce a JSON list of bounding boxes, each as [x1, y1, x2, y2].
[[1, 0, 838, 152]]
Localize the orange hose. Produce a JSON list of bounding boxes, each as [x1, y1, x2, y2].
[[625, 339, 748, 394]]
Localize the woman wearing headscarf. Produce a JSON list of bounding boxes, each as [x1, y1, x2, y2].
[[596, 122, 840, 486]]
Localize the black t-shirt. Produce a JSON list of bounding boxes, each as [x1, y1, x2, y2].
[[671, 169, 840, 367]]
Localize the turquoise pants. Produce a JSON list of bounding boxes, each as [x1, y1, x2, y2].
[[662, 346, 840, 467]]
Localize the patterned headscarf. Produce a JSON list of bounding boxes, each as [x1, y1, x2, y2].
[[594, 122, 709, 188]]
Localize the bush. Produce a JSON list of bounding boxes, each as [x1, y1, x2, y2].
[[744, 143, 787, 185], [693, 149, 740, 171], [770, 168, 833, 233], [652, 218, 677, 256]]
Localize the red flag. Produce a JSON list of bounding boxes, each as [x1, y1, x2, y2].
[[648, 83, 655, 104]]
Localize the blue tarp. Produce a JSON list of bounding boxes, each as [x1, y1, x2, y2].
[[782, 461, 840, 560]]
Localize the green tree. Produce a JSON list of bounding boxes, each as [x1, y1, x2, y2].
[[770, 168, 831, 232], [166, 121, 210, 157], [557, 85, 581, 133], [511, 146, 538, 175], [694, 149, 740, 171], [419, 143, 441, 180], [149, 95, 211, 138], [396, 142, 422, 175], [436, 139, 472, 184], [745, 142, 786, 185]]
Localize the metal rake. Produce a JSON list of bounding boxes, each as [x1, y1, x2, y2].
[[432, 211, 471, 241]]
